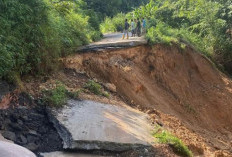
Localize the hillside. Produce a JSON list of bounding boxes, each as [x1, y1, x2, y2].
[[64, 43, 232, 156]]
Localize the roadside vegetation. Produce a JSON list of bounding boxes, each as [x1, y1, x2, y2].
[[0, 0, 149, 83], [40, 80, 110, 107], [100, 13, 127, 33], [100, 0, 232, 74], [0, 0, 101, 82], [84, 80, 110, 98], [41, 82, 81, 107], [153, 126, 193, 157]]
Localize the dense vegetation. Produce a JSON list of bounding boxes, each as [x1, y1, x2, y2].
[[0, 0, 149, 82], [1, 0, 232, 81], [154, 130, 193, 157], [0, 0, 103, 81], [84, 0, 149, 18], [101, 0, 232, 73]]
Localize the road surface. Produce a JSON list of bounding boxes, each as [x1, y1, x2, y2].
[[77, 33, 147, 52]]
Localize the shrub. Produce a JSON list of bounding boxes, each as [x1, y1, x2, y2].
[[0, 0, 102, 81], [100, 13, 128, 33], [41, 83, 81, 107], [133, 0, 232, 74], [84, 80, 110, 97], [146, 22, 179, 45], [154, 130, 193, 157], [42, 84, 68, 107], [84, 80, 102, 95]]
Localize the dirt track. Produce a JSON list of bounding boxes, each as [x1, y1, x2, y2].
[[64, 44, 232, 156]]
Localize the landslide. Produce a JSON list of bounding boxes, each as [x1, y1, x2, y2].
[[64, 44, 232, 156]]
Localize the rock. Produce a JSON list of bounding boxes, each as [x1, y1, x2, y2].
[[37, 126, 47, 134], [28, 130, 38, 136], [27, 135, 39, 143], [17, 135, 27, 145], [19, 115, 29, 121], [9, 123, 23, 131], [25, 142, 39, 151], [104, 83, 117, 93], [0, 107, 63, 152], [2, 131, 16, 141], [17, 119, 24, 126], [155, 119, 164, 127], [0, 141, 36, 157]]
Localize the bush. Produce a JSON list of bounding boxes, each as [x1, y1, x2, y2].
[[154, 131, 193, 157], [133, 0, 232, 74], [100, 13, 128, 33], [42, 84, 68, 107], [146, 22, 179, 45], [0, 0, 102, 81], [84, 80, 102, 95], [84, 80, 110, 97], [42, 82, 81, 107]]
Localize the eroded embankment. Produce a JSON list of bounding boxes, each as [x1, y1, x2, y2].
[[0, 93, 63, 154], [64, 44, 232, 156]]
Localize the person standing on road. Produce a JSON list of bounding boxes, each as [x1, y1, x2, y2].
[[136, 18, 141, 37], [142, 18, 146, 35], [122, 19, 130, 40], [131, 19, 136, 37]]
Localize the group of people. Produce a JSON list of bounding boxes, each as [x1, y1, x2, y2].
[[122, 18, 146, 40]]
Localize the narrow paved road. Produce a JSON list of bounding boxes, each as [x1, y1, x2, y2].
[[77, 33, 147, 52], [91, 33, 146, 45]]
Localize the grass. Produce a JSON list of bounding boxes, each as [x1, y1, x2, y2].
[[153, 127, 193, 157], [84, 80, 102, 95], [42, 82, 81, 107], [84, 80, 110, 98]]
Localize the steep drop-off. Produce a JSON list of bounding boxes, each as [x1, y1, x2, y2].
[[64, 44, 232, 156]]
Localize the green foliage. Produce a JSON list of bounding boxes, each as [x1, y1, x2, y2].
[[146, 22, 179, 45], [42, 84, 68, 107], [84, 80, 110, 97], [83, 0, 149, 18], [67, 89, 83, 99], [154, 130, 193, 157], [42, 82, 81, 107], [131, 0, 232, 74], [100, 13, 127, 33], [84, 80, 102, 95], [102, 91, 110, 98], [0, 0, 102, 80]]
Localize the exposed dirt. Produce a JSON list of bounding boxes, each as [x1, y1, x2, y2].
[[0, 74, 177, 157], [62, 44, 232, 156], [0, 94, 63, 154]]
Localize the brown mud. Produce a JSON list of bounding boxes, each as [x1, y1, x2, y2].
[[63, 44, 232, 156]]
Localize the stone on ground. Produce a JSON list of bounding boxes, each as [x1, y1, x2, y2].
[[49, 100, 154, 151]]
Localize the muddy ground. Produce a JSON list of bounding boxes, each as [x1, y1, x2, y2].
[[63, 44, 232, 156], [1, 44, 232, 157], [0, 76, 175, 157]]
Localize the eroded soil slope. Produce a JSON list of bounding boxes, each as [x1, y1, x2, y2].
[[64, 44, 232, 156]]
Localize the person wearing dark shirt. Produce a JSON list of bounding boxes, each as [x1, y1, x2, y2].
[[122, 19, 130, 39], [136, 18, 141, 37]]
